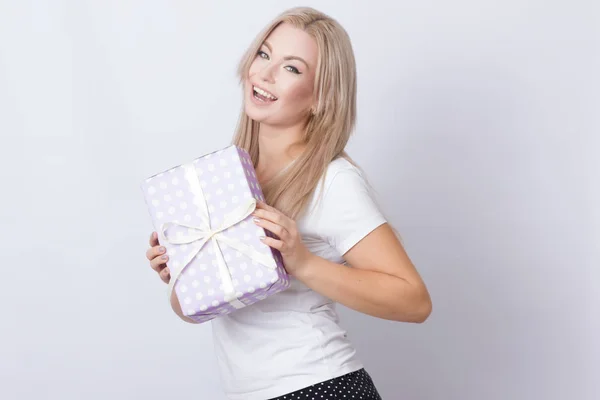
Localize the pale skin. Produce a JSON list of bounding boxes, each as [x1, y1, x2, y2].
[[146, 22, 432, 324]]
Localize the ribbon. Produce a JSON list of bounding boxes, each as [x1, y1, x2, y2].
[[159, 162, 276, 312]]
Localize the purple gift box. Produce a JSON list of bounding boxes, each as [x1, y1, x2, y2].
[[141, 145, 290, 323]]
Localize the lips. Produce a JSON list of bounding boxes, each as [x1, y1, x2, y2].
[[252, 85, 278, 102]]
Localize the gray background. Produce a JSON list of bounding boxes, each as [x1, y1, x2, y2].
[[1, 1, 598, 399]]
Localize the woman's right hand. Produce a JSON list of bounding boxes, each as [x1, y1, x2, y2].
[[146, 231, 170, 284]]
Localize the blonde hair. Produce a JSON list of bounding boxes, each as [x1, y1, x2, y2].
[[231, 6, 359, 220]]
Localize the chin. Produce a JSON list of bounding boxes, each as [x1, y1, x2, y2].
[[243, 80, 281, 124], [244, 96, 277, 124], [244, 102, 266, 123]]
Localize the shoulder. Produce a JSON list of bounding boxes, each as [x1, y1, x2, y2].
[[319, 158, 373, 203], [321, 157, 367, 190], [326, 156, 356, 173], [305, 156, 383, 222], [306, 157, 387, 255]]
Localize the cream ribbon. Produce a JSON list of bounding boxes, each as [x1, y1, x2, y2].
[[159, 163, 277, 312]]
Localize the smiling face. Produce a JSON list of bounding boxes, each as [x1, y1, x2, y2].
[[244, 23, 319, 128]]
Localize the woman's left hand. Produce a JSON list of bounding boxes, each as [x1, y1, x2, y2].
[[252, 201, 314, 276]]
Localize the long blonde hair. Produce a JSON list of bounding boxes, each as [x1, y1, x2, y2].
[[232, 6, 359, 220]]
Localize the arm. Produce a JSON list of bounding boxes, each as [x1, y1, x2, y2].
[[253, 202, 432, 323], [147, 232, 200, 324], [295, 223, 432, 323], [170, 288, 201, 324]]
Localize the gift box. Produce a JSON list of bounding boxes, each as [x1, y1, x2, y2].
[[141, 145, 290, 323]]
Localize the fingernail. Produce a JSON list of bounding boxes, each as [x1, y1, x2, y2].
[[259, 236, 265, 241], [161, 255, 168, 260], [159, 246, 166, 253], [253, 218, 260, 224]]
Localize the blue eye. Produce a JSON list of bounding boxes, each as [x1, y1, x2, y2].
[[285, 66, 300, 74]]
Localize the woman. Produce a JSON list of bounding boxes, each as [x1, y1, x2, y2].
[[146, 6, 432, 400]]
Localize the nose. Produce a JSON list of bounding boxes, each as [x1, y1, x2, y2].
[[257, 62, 277, 83]]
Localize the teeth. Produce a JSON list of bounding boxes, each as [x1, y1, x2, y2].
[[253, 86, 276, 100]]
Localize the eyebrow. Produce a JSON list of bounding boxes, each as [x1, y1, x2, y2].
[[263, 41, 310, 70]]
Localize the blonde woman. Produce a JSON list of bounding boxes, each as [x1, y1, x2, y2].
[[146, 7, 432, 400]]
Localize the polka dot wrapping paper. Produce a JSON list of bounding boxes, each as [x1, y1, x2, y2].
[[141, 145, 290, 323]]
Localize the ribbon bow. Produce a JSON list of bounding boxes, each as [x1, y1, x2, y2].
[[160, 163, 276, 311]]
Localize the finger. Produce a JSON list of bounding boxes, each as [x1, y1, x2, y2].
[[254, 201, 279, 215], [253, 209, 292, 232], [253, 216, 288, 240], [254, 201, 283, 215], [256, 200, 277, 210], [146, 244, 167, 261], [159, 267, 170, 283], [260, 235, 285, 251], [150, 253, 169, 272], [149, 231, 159, 247], [255, 200, 296, 233]]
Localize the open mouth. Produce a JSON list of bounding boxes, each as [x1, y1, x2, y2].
[[252, 85, 278, 103]]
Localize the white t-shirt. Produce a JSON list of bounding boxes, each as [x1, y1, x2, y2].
[[211, 157, 387, 400]]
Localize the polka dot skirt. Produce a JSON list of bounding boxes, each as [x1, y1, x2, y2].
[[268, 368, 383, 400]]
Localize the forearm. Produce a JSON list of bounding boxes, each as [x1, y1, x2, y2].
[[170, 288, 200, 324], [295, 254, 431, 322]]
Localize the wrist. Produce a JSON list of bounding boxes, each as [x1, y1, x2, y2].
[[291, 252, 318, 281]]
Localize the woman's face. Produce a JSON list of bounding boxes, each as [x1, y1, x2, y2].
[[244, 23, 318, 127]]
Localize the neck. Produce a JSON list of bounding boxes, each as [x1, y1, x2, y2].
[[255, 122, 306, 185]]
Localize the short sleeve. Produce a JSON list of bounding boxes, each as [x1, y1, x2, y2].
[[316, 167, 387, 256]]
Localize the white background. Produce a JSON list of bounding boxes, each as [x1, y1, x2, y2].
[[1, 1, 598, 399]]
